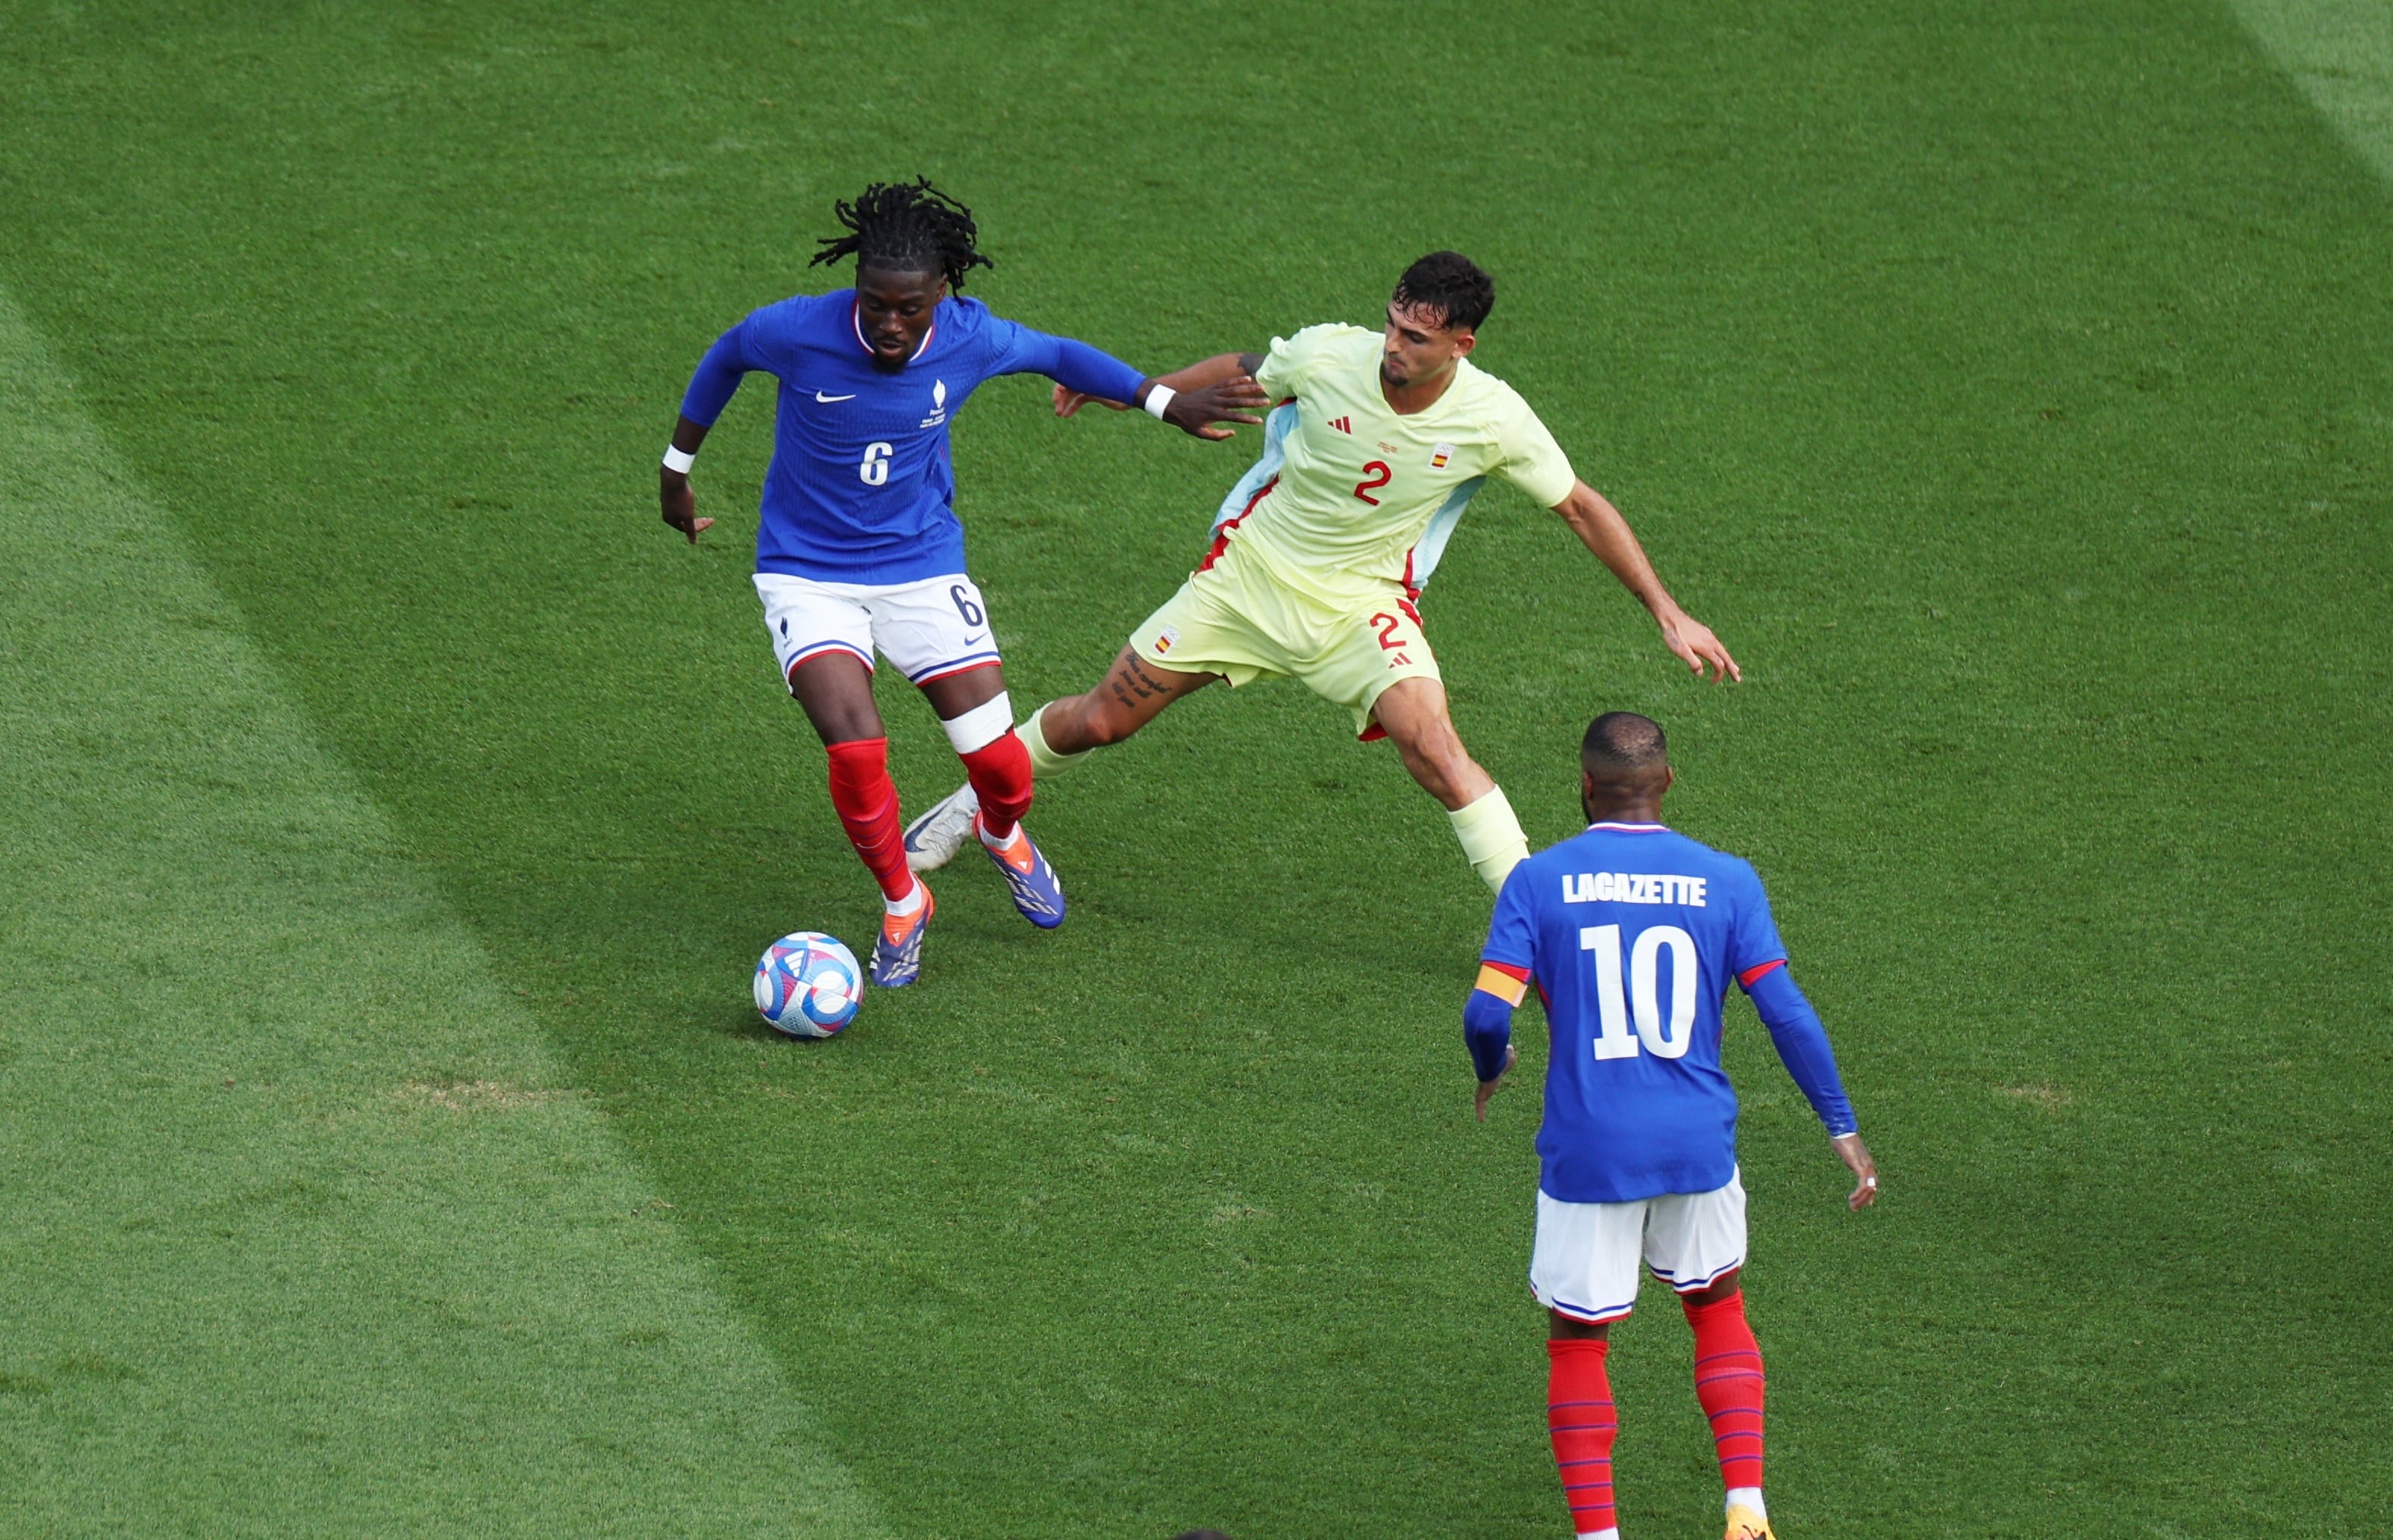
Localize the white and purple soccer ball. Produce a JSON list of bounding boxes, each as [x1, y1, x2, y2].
[[753, 932, 863, 1038]]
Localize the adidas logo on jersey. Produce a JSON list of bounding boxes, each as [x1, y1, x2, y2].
[[1328, 415, 1352, 433]]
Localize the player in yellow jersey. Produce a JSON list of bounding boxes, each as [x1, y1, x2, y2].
[[903, 252, 1739, 893]]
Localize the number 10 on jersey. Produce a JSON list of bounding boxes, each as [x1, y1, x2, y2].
[[1579, 923, 1698, 1061]]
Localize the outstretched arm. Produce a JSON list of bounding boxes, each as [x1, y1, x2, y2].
[[1051, 351, 1270, 439], [1004, 330, 1267, 442], [1552, 479, 1741, 683]]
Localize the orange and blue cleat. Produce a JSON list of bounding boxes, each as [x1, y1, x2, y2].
[[870, 879, 935, 986], [977, 815, 1064, 929]]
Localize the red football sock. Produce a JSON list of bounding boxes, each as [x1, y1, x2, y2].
[[959, 729, 1033, 842], [823, 737, 914, 901], [1547, 1338, 1617, 1537], [1684, 1292, 1766, 1493]]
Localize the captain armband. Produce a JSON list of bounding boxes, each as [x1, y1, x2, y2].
[[1473, 964, 1529, 1006]]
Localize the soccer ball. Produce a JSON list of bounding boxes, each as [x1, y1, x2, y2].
[[752, 932, 863, 1038]]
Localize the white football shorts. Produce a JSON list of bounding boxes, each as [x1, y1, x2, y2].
[[754, 571, 1001, 689], [1528, 1170, 1748, 1324]]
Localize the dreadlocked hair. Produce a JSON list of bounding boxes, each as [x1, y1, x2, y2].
[[809, 178, 994, 291]]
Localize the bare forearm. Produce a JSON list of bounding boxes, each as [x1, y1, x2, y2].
[[1153, 351, 1265, 393], [1556, 480, 1678, 617], [660, 416, 710, 499], [658, 414, 714, 542], [668, 414, 710, 456]]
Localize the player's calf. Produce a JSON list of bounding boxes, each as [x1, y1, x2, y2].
[[1036, 646, 1214, 760], [904, 685, 1033, 872], [1369, 678, 1529, 893], [1547, 1335, 1620, 1540], [942, 692, 1031, 839], [1683, 1289, 1769, 1525]]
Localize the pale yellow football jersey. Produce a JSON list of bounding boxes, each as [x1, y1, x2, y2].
[[1220, 323, 1578, 603]]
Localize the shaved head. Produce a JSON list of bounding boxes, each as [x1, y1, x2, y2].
[[1581, 711, 1668, 782]]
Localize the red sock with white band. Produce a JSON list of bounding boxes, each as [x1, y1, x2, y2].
[[959, 731, 1032, 843], [939, 690, 1032, 843]]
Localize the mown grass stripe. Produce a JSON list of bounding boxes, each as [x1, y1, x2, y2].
[[0, 282, 885, 1539], [2230, 0, 2393, 180]]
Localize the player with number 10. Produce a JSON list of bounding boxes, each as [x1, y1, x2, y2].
[[1466, 712, 1877, 1540]]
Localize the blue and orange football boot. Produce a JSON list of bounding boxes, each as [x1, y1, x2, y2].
[[870, 878, 934, 987], [976, 814, 1065, 929]]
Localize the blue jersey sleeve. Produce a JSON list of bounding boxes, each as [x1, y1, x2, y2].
[[1725, 861, 1789, 978], [679, 314, 757, 427], [1481, 860, 1539, 970], [1463, 863, 1539, 1082], [984, 318, 1147, 404], [1743, 964, 1857, 1136], [1463, 988, 1515, 1082]]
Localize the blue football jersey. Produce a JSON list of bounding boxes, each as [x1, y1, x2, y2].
[[679, 292, 1145, 585], [1481, 821, 1791, 1204]]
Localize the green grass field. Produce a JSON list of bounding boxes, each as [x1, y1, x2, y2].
[[2, 3, 2388, 1536]]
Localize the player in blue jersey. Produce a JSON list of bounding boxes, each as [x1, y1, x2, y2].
[[658, 180, 1266, 986], [1464, 713, 1877, 1540]]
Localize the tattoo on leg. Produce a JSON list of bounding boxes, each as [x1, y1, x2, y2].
[[1111, 661, 1162, 703]]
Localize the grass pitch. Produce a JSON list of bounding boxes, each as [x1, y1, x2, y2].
[[2, 3, 2389, 1537]]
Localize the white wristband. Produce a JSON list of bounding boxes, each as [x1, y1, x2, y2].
[[1142, 383, 1176, 420], [662, 445, 696, 474]]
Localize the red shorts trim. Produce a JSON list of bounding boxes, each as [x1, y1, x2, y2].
[[786, 640, 875, 686], [912, 657, 1003, 686]]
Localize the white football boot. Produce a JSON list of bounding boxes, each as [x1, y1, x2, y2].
[[901, 779, 980, 872]]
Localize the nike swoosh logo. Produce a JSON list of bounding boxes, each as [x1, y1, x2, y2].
[[815, 391, 856, 403], [962, 634, 988, 646]]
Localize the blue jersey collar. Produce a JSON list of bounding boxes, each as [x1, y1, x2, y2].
[[848, 295, 938, 364], [1585, 820, 1670, 832]]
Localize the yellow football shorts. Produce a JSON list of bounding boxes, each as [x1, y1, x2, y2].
[[1127, 537, 1442, 738]]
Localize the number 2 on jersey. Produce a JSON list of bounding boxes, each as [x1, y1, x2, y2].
[[1579, 923, 1698, 1061], [1351, 461, 1392, 505]]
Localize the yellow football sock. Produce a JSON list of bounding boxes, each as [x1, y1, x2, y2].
[[1449, 784, 1530, 894], [1022, 702, 1093, 779]]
